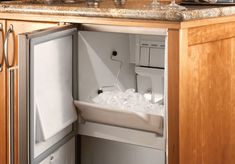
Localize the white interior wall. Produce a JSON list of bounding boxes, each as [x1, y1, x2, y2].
[[78, 31, 166, 164], [78, 31, 136, 102]]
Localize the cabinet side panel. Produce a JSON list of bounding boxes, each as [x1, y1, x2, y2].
[[180, 24, 235, 164], [188, 21, 235, 46], [168, 29, 180, 164]]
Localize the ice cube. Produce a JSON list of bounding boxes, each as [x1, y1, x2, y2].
[[92, 88, 164, 115]]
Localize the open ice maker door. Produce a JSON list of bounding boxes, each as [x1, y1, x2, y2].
[[18, 25, 78, 164]]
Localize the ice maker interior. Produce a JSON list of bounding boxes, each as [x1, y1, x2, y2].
[[74, 31, 167, 146]]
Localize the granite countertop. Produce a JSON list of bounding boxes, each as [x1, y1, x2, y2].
[[0, 0, 235, 21]]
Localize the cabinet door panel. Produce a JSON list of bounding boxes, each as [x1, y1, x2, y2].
[[5, 20, 57, 164], [0, 19, 6, 164], [180, 37, 235, 164]]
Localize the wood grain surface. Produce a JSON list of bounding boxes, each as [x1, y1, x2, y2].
[[168, 29, 180, 164], [0, 19, 7, 164], [180, 22, 235, 164]]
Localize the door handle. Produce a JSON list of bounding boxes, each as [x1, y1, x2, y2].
[[4, 24, 14, 69], [0, 23, 4, 72]]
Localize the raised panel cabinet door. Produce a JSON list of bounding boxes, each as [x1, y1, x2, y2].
[[180, 36, 235, 164], [5, 20, 57, 164], [0, 19, 7, 164]]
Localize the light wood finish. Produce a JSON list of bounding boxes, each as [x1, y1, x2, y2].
[[181, 15, 235, 29], [179, 22, 235, 164], [0, 13, 181, 30], [0, 19, 7, 164], [188, 21, 235, 45], [5, 20, 57, 164], [168, 29, 180, 164]]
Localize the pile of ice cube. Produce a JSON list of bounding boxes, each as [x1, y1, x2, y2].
[[92, 88, 164, 115]]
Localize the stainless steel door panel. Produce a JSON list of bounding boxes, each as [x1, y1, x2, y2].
[[18, 25, 78, 164]]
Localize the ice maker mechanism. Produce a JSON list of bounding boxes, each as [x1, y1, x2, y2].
[[135, 66, 164, 105], [97, 50, 123, 94]]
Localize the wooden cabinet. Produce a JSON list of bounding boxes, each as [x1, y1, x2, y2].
[[0, 20, 57, 164], [179, 22, 235, 164], [1, 14, 235, 164], [0, 19, 7, 164]]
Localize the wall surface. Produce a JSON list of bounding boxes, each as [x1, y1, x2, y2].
[[78, 31, 136, 101]]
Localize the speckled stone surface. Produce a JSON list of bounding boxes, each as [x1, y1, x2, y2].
[[0, 0, 235, 21]]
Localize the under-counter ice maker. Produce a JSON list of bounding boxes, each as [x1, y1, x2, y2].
[[18, 24, 168, 164]]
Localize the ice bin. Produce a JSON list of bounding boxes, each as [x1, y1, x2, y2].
[[74, 101, 164, 135]]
